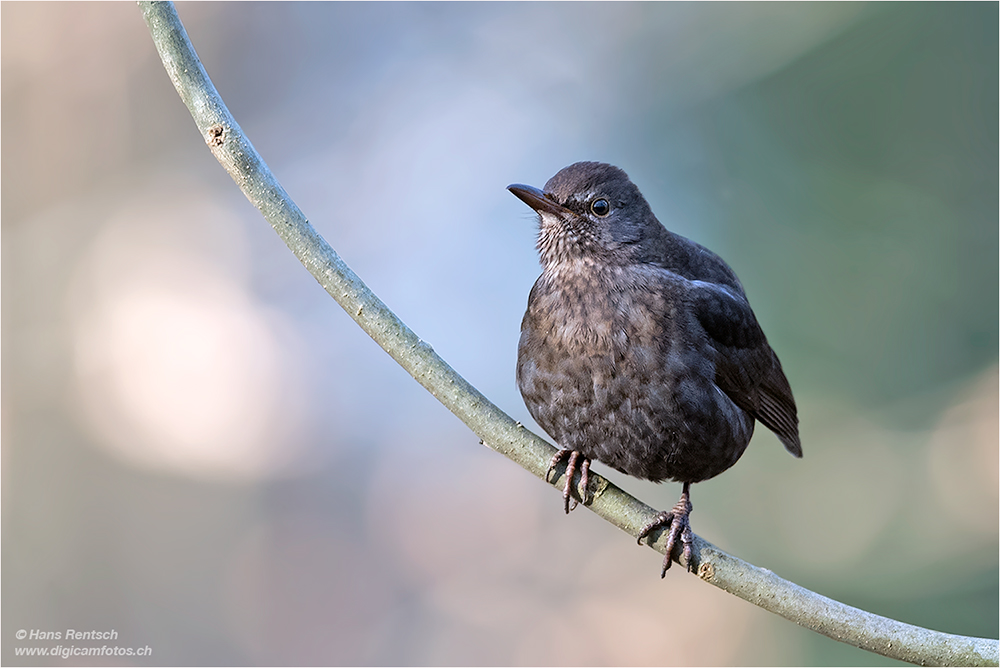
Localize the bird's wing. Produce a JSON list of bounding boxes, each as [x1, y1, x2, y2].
[[688, 281, 802, 457]]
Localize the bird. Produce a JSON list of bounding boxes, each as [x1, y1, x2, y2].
[[508, 161, 801, 576]]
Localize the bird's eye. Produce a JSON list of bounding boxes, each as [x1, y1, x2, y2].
[[591, 198, 611, 216]]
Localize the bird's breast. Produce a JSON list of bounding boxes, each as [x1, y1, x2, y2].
[[524, 261, 678, 354], [517, 262, 684, 431]]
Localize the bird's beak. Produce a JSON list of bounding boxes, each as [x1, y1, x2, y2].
[[508, 184, 571, 217]]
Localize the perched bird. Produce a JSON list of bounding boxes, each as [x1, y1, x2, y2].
[[509, 162, 801, 575]]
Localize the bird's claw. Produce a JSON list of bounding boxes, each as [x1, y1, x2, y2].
[[637, 482, 694, 575], [547, 448, 591, 513]]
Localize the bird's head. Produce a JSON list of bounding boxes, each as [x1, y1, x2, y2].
[[508, 162, 663, 269]]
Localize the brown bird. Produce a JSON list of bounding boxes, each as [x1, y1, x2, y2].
[[509, 162, 801, 575]]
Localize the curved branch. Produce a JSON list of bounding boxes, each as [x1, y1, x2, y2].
[[139, 3, 998, 666]]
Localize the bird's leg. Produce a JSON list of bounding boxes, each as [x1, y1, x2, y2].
[[546, 448, 591, 513], [637, 481, 694, 576]]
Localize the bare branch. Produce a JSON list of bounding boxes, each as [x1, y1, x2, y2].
[[138, 3, 998, 665]]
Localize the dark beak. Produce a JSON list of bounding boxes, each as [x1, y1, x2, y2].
[[507, 184, 570, 217]]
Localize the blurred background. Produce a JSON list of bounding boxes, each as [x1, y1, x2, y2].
[[2, 2, 996, 665]]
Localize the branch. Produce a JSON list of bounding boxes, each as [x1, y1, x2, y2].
[[138, 3, 998, 666]]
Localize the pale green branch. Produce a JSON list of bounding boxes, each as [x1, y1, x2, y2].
[[139, 3, 998, 665]]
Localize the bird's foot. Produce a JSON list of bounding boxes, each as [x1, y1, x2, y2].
[[546, 448, 591, 513], [637, 482, 694, 576]]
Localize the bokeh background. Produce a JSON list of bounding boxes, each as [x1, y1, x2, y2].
[[3, 2, 997, 665]]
